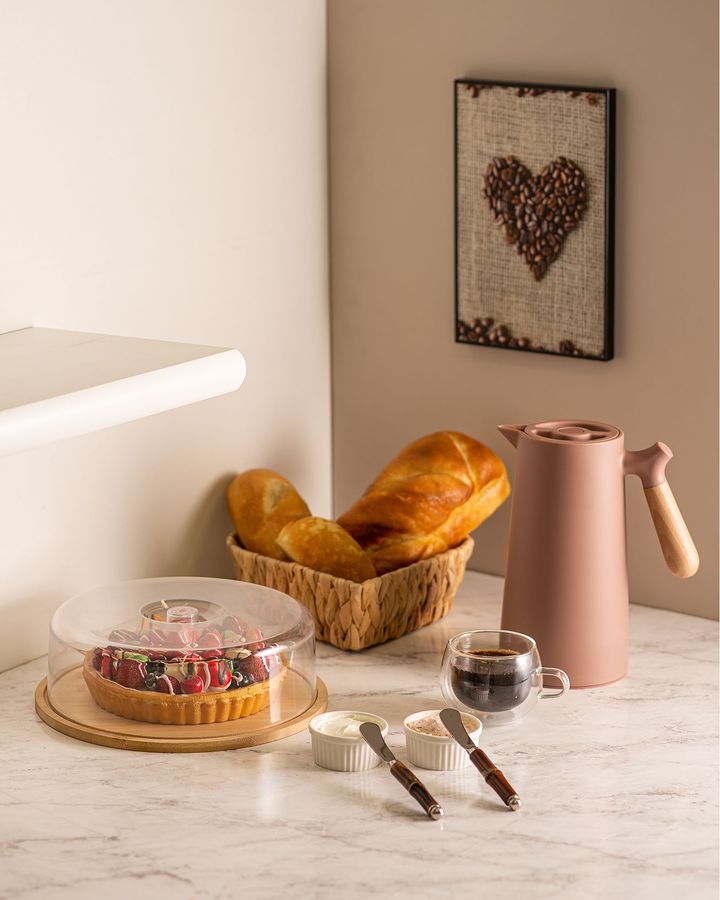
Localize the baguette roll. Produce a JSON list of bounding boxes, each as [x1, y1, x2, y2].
[[227, 469, 310, 560], [277, 517, 377, 582]]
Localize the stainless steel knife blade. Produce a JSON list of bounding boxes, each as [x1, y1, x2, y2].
[[439, 707, 477, 751], [359, 721, 396, 764]]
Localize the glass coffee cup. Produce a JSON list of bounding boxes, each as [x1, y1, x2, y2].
[[441, 630, 570, 725]]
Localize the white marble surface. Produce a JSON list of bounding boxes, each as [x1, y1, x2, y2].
[[0, 572, 717, 900]]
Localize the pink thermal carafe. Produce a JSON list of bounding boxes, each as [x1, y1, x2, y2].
[[498, 420, 699, 688]]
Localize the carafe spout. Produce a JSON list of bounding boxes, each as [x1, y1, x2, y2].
[[497, 424, 524, 448]]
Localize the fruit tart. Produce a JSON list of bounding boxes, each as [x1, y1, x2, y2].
[[82, 603, 289, 725], [49, 578, 316, 728]]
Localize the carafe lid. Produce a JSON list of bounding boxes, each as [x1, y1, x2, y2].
[[525, 420, 620, 443]]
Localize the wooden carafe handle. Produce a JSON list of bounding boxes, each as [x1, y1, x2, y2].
[[644, 481, 699, 578], [625, 442, 699, 579]]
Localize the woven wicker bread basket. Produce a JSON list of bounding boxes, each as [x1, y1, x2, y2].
[[226, 533, 474, 651]]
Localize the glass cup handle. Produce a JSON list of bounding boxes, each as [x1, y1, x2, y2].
[[538, 666, 570, 698]]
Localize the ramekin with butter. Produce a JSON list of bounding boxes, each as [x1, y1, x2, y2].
[[309, 710, 389, 771]]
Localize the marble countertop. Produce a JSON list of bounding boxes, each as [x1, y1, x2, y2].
[[1, 572, 717, 900]]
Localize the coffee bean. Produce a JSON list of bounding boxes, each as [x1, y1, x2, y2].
[[483, 155, 588, 281]]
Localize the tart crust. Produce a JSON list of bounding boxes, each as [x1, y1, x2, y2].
[[82, 653, 287, 725]]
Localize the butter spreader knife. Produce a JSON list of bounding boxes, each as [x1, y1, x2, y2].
[[359, 722, 444, 820], [439, 708, 521, 811]]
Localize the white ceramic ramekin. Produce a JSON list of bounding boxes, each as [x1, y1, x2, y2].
[[309, 710, 390, 772], [403, 709, 482, 770]]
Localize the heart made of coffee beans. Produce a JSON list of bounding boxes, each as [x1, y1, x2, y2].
[[483, 156, 587, 281]]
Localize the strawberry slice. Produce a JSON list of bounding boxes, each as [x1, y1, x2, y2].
[[101, 650, 113, 679]]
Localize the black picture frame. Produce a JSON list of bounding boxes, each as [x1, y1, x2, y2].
[[454, 78, 616, 361]]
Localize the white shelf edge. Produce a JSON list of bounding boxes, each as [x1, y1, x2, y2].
[[0, 328, 246, 458]]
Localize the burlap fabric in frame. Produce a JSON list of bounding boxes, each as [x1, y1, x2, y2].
[[456, 85, 607, 357]]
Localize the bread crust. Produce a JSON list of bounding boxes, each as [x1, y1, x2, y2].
[[277, 517, 376, 582], [337, 432, 509, 574], [227, 469, 310, 559]]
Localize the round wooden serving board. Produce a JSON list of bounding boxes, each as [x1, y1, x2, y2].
[[35, 666, 327, 753]]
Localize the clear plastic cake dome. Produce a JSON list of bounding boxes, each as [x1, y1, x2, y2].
[[48, 578, 316, 730]]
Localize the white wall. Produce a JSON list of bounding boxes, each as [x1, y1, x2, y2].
[[0, 0, 331, 670]]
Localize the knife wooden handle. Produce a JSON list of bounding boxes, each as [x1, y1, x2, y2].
[[390, 761, 443, 820], [469, 748, 520, 810]]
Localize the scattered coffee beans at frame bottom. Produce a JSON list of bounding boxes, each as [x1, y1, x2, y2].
[[457, 318, 592, 358]]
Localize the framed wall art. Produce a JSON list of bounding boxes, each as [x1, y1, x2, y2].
[[454, 79, 615, 360]]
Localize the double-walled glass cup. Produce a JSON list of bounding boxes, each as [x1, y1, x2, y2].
[[441, 630, 569, 725]]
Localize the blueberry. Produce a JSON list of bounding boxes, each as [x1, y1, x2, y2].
[[144, 673, 158, 689]]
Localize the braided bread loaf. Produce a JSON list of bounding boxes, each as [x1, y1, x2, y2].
[[337, 431, 509, 574]]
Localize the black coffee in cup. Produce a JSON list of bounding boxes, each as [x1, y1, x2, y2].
[[450, 648, 533, 713]]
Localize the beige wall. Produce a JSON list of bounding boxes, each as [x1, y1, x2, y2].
[[328, 0, 718, 618], [0, 0, 330, 670]]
